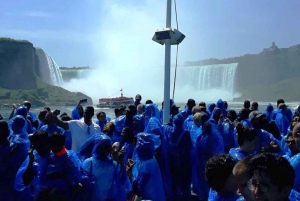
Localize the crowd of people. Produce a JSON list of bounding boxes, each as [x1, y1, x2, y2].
[[1, 95, 300, 201]]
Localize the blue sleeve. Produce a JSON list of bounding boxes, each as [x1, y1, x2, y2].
[[29, 112, 37, 122], [67, 151, 81, 183], [14, 156, 31, 191], [290, 155, 300, 192], [71, 106, 81, 120]]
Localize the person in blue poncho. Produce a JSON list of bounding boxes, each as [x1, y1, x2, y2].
[[289, 123, 300, 192], [221, 109, 238, 152], [164, 114, 192, 200], [23, 101, 37, 122], [134, 94, 142, 107], [193, 112, 224, 201], [120, 127, 135, 165], [263, 103, 274, 121], [6, 115, 31, 200], [96, 111, 111, 132], [272, 99, 293, 123], [146, 117, 173, 200], [205, 154, 240, 201], [81, 134, 128, 201], [207, 103, 216, 117], [131, 133, 165, 201], [12, 105, 35, 134], [169, 104, 180, 124], [239, 108, 252, 128], [229, 123, 258, 162], [247, 153, 296, 201], [251, 102, 259, 112], [14, 130, 51, 200], [0, 121, 14, 200], [71, 99, 85, 120], [181, 99, 196, 120], [250, 113, 281, 153], [39, 131, 81, 200], [183, 106, 202, 131], [40, 112, 65, 136], [275, 103, 290, 136], [216, 99, 228, 118], [160, 99, 175, 123]]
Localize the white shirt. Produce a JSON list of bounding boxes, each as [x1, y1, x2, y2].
[[68, 119, 101, 152]]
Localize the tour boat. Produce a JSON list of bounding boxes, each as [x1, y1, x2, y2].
[[96, 89, 134, 108]]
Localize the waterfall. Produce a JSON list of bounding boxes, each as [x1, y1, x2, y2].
[[178, 63, 238, 94], [34, 47, 64, 86]]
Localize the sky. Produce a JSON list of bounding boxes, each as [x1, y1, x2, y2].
[[1, 0, 300, 102]]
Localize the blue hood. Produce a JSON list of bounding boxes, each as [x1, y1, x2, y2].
[[216, 99, 224, 110], [266, 103, 274, 112]]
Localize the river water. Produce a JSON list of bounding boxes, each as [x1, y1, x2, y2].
[[0, 101, 298, 121]]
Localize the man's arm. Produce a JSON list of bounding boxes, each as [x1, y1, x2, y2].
[[22, 149, 35, 186], [52, 110, 69, 130]]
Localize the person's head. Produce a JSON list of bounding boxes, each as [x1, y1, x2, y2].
[[205, 154, 237, 194], [16, 105, 28, 119], [96, 111, 106, 123], [23, 101, 31, 112], [30, 130, 50, 157], [60, 114, 72, 121], [208, 103, 216, 113], [251, 102, 259, 111], [212, 108, 222, 120], [285, 133, 298, 154], [227, 109, 237, 122], [44, 112, 54, 125], [223, 101, 228, 109], [277, 99, 285, 108], [0, 121, 9, 143], [44, 107, 51, 112], [11, 115, 26, 134], [292, 122, 300, 150], [135, 133, 160, 160], [114, 108, 120, 118], [199, 102, 207, 112], [244, 100, 251, 109], [291, 114, 300, 131], [49, 131, 65, 154], [236, 123, 258, 154], [92, 135, 112, 160], [38, 110, 48, 122], [126, 105, 137, 119], [173, 114, 184, 128], [192, 106, 202, 115], [233, 156, 253, 201], [145, 99, 153, 104], [187, 99, 196, 110], [278, 103, 287, 111], [137, 104, 144, 114], [250, 113, 266, 130], [247, 153, 294, 201], [135, 94, 142, 103], [193, 112, 202, 127], [121, 127, 134, 142], [103, 122, 115, 136], [171, 105, 180, 116], [199, 102, 206, 108], [83, 106, 94, 121]]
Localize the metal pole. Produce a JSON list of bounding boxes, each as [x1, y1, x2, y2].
[[163, 0, 172, 124]]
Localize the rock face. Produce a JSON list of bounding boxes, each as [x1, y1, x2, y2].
[[0, 38, 93, 106], [185, 42, 300, 101]]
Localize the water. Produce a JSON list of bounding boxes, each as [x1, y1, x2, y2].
[[180, 63, 238, 93], [1, 101, 298, 121], [34, 48, 64, 86]]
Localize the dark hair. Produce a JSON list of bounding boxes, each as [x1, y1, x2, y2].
[[103, 122, 115, 136], [49, 131, 65, 146], [30, 130, 49, 144], [121, 127, 134, 141], [244, 100, 250, 108], [236, 123, 258, 146], [145, 100, 153, 104], [277, 99, 285, 107], [59, 112, 68, 118], [223, 101, 228, 109], [247, 153, 295, 191], [228, 109, 237, 120], [61, 115, 72, 121], [44, 107, 51, 112], [114, 108, 120, 116], [205, 154, 236, 192], [233, 156, 252, 175], [85, 106, 94, 113], [96, 111, 106, 119]]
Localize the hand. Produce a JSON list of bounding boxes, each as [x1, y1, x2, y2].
[[52, 109, 60, 116]]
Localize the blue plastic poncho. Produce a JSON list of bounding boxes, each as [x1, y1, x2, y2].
[[112, 115, 126, 143], [28, 111, 37, 122], [193, 120, 224, 200], [216, 99, 228, 118], [264, 103, 274, 121], [165, 114, 192, 200], [272, 108, 293, 123], [255, 129, 281, 153], [40, 124, 65, 136], [133, 114, 145, 136], [289, 189, 300, 200], [96, 117, 111, 131], [242, 119, 252, 128], [229, 148, 252, 162], [77, 133, 105, 161], [14, 150, 51, 199], [290, 153, 300, 192], [71, 106, 82, 120], [221, 118, 238, 152], [144, 104, 161, 128], [275, 109, 290, 136], [14, 106, 35, 134], [208, 188, 241, 201], [82, 134, 128, 201], [132, 133, 165, 201], [145, 117, 173, 199], [183, 115, 194, 131], [207, 103, 216, 117]]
